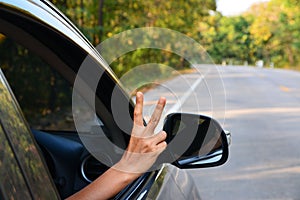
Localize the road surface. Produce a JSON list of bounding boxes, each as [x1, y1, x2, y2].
[[144, 65, 300, 199]]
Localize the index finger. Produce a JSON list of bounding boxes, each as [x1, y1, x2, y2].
[[146, 97, 166, 132], [133, 92, 144, 126]]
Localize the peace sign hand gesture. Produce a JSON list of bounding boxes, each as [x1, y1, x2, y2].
[[116, 92, 167, 175]]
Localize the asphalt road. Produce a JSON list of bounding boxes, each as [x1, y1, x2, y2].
[[144, 65, 300, 200]]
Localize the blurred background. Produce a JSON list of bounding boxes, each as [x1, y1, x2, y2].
[[47, 0, 300, 76]]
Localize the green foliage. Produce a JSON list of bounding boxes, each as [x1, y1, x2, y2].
[[110, 49, 190, 76], [50, 0, 300, 70], [200, 13, 254, 65], [195, 0, 300, 69], [49, 0, 216, 77], [244, 0, 300, 68]]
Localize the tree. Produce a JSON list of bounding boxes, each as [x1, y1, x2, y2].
[[247, 0, 300, 68]]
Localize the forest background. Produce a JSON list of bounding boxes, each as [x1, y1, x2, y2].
[[51, 0, 300, 76]]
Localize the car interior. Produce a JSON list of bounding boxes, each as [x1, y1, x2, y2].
[[32, 129, 107, 198]]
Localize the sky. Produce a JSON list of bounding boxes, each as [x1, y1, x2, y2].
[[216, 0, 269, 16]]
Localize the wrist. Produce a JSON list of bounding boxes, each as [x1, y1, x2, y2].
[[113, 161, 142, 183]]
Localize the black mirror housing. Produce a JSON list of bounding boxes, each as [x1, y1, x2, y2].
[[163, 113, 229, 169]]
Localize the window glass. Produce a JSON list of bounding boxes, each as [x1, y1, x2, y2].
[[0, 33, 75, 131], [0, 124, 31, 200], [0, 69, 58, 199]]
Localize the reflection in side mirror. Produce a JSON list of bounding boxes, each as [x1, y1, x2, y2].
[[163, 113, 229, 169]]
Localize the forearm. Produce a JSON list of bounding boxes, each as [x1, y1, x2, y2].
[[66, 163, 140, 200]]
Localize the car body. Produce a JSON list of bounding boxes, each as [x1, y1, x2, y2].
[[0, 0, 229, 199]]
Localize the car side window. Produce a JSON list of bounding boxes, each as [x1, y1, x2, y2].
[[0, 33, 75, 131], [0, 69, 58, 199], [0, 124, 31, 199]]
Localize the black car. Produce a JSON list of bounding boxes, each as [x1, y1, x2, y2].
[[0, 0, 229, 199]]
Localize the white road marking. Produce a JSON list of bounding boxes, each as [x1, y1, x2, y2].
[[166, 70, 209, 115], [154, 69, 210, 132]]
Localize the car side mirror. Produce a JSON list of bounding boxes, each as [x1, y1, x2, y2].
[[162, 113, 229, 169]]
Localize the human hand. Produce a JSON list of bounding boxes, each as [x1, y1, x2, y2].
[[115, 92, 167, 175]]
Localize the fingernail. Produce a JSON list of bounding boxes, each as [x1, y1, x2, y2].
[[159, 97, 166, 104]]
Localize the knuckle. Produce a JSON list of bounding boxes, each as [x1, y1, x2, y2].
[[134, 110, 141, 118], [161, 131, 167, 139], [157, 103, 163, 109], [143, 140, 151, 148], [149, 147, 156, 152], [155, 131, 166, 141], [144, 140, 157, 152], [149, 117, 158, 124]]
